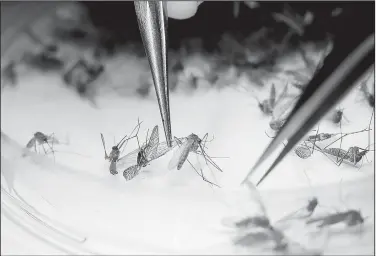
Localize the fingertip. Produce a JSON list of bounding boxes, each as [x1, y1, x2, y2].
[[167, 1, 200, 20]]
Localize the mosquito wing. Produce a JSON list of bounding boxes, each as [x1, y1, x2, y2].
[[294, 146, 312, 159], [144, 125, 159, 159], [148, 140, 178, 161], [26, 137, 36, 149], [116, 148, 140, 170], [123, 165, 141, 181], [168, 138, 193, 170]]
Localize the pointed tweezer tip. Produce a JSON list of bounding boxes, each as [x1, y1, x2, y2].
[[134, 1, 172, 147]]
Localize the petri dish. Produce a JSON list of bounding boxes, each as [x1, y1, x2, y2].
[[1, 2, 374, 255]]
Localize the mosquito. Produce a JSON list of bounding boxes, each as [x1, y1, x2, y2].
[[1, 61, 18, 88], [21, 46, 65, 72], [277, 171, 320, 225], [62, 58, 104, 99], [168, 133, 225, 187], [305, 125, 372, 156], [101, 120, 142, 175], [358, 72, 375, 108], [316, 112, 374, 168], [306, 210, 366, 229], [306, 180, 368, 231], [21, 29, 64, 72], [231, 215, 272, 230], [254, 83, 276, 115], [330, 108, 350, 125], [24, 132, 57, 158], [121, 125, 177, 181]]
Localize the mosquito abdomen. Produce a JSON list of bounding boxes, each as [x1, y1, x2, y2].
[[177, 148, 190, 170], [109, 161, 118, 175]]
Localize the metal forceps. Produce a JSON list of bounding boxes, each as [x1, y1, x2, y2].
[[242, 32, 374, 187], [134, 1, 172, 147]]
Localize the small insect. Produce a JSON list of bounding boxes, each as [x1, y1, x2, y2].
[[330, 108, 350, 125], [168, 133, 224, 187], [320, 146, 373, 167], [21, 29, 64, 72], [234, 216, 272, 229], [24, 132, 57, 157], [306, 209, 366, 228], [254, 84, 276, 115], [121, 125, 177, 181], [277, 171, 319, 224], [1, 61, 18, 88], [272, 4, 313, 36], [101, 121, 142, 175], [306, 133, 337, 143], [62, 58, 104, 98], [359, 74, 375, 108], [101, 134, 129, 175]]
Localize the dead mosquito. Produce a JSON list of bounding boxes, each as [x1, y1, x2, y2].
[[168, 133, 227, 187], [306, 180, 368, 233], [358, 72, 375, 108], [1, 61, 18, 88], [21, 29, 64, 72], [100, 121, 142, 175], [315, 111, 374, 168], [276, 170, 320, 225], [120, 125, 177, 181], [62, 58, 104, 100], [23, 132, 58, 159]]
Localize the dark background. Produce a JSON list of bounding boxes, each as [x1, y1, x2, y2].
[[82, 1, 374, 51]]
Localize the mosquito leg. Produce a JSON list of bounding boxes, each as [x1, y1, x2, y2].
[[174, 136, 184, 147], [337, 119, 344, 162], [311, 125, 320, 155], [121, 120, 143, 154], [198, 144, 209, 166], [186, 157, 219, 188], [45, 141, 56, 162], [41, 143, 48, 155], [197, 146, 224, 173], [100, 134, 109, 159], [201, 133, 209, 150]]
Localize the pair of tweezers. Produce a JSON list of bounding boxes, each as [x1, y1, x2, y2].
[[134, 1, 172, 147], [242, 31, 374, 186]]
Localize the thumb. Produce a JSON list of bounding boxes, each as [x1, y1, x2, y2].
[[166, 1, 203, 20]]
